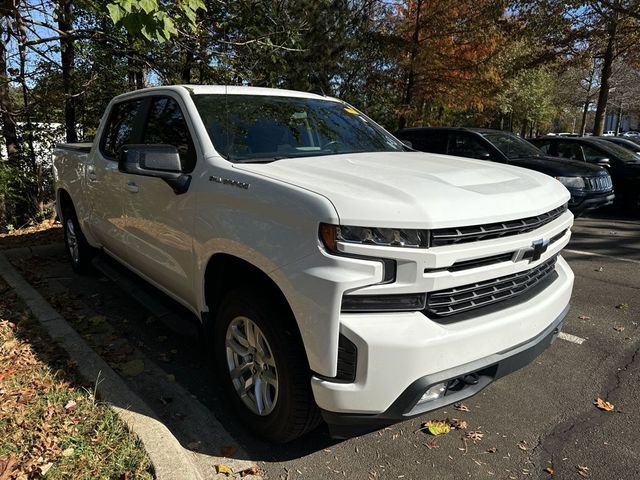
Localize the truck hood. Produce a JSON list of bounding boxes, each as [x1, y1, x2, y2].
[[234, 151, 570, 228]]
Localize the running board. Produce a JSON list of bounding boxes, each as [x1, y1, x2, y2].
[[91, 254, 201, 339]]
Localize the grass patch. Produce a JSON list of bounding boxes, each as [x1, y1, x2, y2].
[[0, 277, 153, 479]]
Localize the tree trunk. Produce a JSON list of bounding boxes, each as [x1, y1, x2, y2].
[[0, 14, 21, 167], [399, 0, 422, 129], [580, 59, 596, 136], [58, 0, 78, 143], [593, 18, 617, 136], [181, 48, 193, 84]]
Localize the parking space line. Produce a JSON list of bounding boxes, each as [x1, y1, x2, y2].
[[558, 332, 586, 345], [563, 249, 640, 265]]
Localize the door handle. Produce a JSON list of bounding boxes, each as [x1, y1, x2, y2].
[[126, 181, 139, 193]]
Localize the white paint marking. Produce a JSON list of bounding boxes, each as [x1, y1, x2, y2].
[[558, 332, 586, 345], [563, 249, 640, 265]]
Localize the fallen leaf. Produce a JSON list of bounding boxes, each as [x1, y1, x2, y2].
[[613, 325, 625, 332], [220, 446, 237, 457], [40, 462, 54, 475], [119, 359, 144, 377], [0, 370, 16, 382], [62, 447, 74, 457], [578, 315, 591, 320], [486, 447, 497, 453], [239, 466, 259, 477], [615, 303, 629, 310], [0, 455, 17, 480], [424, 439, 439, 449], [450, 419, 468, 430], [454, 403, 470, 412], [594, 398, 614, 412], [544, 466, 554, 475], [466, 431, 484, 442], [64, 400, 77, 412], [216, 464, 233, 476], [576, 465, 590, 478], [517, 441, 528, 451], [595, 266, 603, 272], [424, 420, 451, 436]]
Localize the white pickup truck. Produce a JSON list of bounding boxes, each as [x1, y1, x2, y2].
[[53, 85, 574, 442]]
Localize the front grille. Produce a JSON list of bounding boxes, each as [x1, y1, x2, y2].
[[585, 175, 612, 192], [430, 205, 567, 247], [425, 256, 558, 317]]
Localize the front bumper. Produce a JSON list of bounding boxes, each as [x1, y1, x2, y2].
[[322, 302, 568, 438], [311, 256, 573, 434], [569, 190, 615, 216]]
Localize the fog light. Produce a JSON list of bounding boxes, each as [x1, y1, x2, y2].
[[417, 382, 447, 405]]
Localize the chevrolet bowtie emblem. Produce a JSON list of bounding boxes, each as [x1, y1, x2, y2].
[[522, 239, 549, 262]]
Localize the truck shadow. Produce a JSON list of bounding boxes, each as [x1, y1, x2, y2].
[[5, 246, 342, 464]]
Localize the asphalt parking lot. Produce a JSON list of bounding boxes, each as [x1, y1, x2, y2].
[[5, 210, 639, 480]]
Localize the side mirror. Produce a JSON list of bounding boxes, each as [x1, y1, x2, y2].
[[595, 158, 610, 168], [401, 139, 413, 148], [118, 144, 191, 194]]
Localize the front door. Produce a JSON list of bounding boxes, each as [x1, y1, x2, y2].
[[119, 95, 199, 308]]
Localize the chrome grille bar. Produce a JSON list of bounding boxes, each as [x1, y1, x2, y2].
[[430, 205, 567, 247], [425, 256, 558, 317]]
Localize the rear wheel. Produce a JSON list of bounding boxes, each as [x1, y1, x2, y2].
[[214, 288, 321, 442], [62, 205, 96, 273]]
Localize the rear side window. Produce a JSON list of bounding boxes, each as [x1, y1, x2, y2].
[[101, 100, 142, 159], [142, 97, 197, 172], [404, 131, 447, 153], [556, 142, 583, 161]]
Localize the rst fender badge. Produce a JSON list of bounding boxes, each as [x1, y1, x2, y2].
[[209, 175, 250, 190]]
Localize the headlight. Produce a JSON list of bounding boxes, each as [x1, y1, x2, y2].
[[319, 223, 429, 250], [555, 176, 585, 189]]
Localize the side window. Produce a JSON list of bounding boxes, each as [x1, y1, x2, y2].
[[101, 100, 142, 159], [416, 132, 448, 153], [447, 133, 491, 160], [581, 145, 607, 163], [142, 97, 197, 172], [535, 141, 552, 154], [556, 142, 582, 160]]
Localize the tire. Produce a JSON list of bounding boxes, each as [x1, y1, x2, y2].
[[214, 288, 321, 443], [62, 204, 97, 274]]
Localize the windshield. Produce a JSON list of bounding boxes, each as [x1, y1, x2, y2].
[[481, 131, 544, 159], [193, 94, 404, 162], [594, 139, 640, 163]]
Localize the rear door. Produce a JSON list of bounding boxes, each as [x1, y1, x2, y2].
[[118, 94, 199, 307], [86, 98, 144, 261]]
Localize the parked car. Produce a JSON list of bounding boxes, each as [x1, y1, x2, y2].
[[395, 127, 614, 216], [622, 131, 640, 137], [595, 136, 640, 155], [529, 136, 640, 208], [53, 86, 575, 442]]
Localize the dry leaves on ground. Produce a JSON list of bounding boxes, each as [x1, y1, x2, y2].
[[450, 419, 468, 430], [594, 398, 615, 412], [454, 403, 470, 412], [420, 420, 451, 436], [216, 464, 233, 476], [544, 466, 555, 475], [577, 465, 590, 478], [465, 431, 484, 442]]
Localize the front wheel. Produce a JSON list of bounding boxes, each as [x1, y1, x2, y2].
[[214, 288, 321, 442]]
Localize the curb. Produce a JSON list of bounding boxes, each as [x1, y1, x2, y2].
[[0, 252, 204, 480]]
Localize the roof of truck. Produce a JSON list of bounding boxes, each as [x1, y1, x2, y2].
[[113, 85, 341, 102]]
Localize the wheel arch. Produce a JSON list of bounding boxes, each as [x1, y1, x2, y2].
[[202, 253, 310, 363]]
